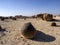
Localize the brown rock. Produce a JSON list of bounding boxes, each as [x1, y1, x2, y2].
[[21, 22, 36, 39]]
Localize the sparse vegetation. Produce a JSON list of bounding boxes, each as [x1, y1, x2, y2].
[[12, 17, 16, 20], [9, 16, 13, 19], [9, 16, 16, 20], [1, 17, 5, 21]]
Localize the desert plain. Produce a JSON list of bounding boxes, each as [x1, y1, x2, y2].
[[0, 16, 60, 45]]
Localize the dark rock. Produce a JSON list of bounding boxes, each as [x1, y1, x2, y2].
[[21, 22, 36, 39]]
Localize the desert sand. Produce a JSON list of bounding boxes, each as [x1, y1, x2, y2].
[[0, 16, 60, 45]]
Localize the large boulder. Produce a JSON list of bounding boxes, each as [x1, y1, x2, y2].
[[36, 14, 44, 20], [21, 22, 36, 39], [43, 13, 53, 21]]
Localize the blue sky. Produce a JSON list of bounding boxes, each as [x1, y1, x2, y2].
[[0, 0, 60, 16]]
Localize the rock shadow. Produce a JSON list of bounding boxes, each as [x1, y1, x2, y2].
[[0, 28, 6, 38], [56, 25, 60, 27], [49, 19, 60, 22], [30, 30, 56, 42], [0, 29, 6, 32], [51, 25, 60, 27]]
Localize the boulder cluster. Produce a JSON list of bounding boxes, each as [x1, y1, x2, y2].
[[36, 13, 53, 21]]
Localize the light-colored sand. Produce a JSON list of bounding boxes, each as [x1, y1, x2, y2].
[[0, 17, 60, 45]]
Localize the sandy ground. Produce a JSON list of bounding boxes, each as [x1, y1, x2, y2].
[[0, 17, 60, 45]]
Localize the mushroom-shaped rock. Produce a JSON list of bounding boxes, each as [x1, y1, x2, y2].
[[21, 22, 36, 39]]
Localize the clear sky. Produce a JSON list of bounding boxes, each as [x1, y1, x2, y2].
[[0, 0, 60, 16]]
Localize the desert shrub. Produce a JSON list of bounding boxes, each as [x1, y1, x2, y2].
[[9, 16, 16, 20], [15, 15, 20, 18], [4, 17, 9, 19], [9, 16, 13, 19], [0, 16, 4, 21], [15, 15, 22, 18], [31, 15, 36, 18], [24, 17, 26, 20], [1, 17, 5, 21], [12, 17, 16, 20]]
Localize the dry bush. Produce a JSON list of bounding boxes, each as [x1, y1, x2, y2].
[[9, 16, 16, 20], [12, 17, 16, 20], [4, 17, 9, 19], [9, 16, 13, 19], [0, 17, 5, 21], [31, 15, 37, 18], [23, 17, 26, 20], [15, 15, 20, 18], [15, 15, 22, 18]]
